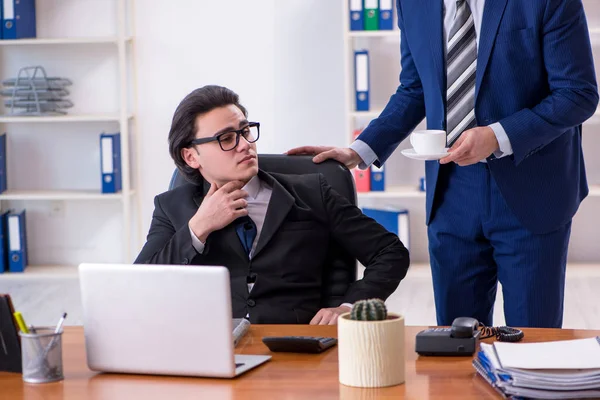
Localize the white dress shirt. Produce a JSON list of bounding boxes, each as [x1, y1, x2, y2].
[[350, 0, 513, 169], [189, 175, 353, 313]]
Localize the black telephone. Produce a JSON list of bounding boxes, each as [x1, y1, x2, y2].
[[415, 317, 524, 357], [415, 317, 481, 356]]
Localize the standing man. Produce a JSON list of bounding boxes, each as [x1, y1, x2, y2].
[[289, 0, 598, 327]]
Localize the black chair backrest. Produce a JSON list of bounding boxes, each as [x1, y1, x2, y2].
[[169, 154, 357, 307]]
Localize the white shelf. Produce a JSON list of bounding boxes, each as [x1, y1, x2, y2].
[[0, 190, 134, 201], [0, 36, 133, 46], [349, 30, 400, 38], [0, 113, 133, 123], [358, 185, 425, 199], [350, 109, 383, 118], [0, 265, 79, 279]]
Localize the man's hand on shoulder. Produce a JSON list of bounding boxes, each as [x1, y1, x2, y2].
[[309, 305, 352, 325], [189, 180, 248, 242]]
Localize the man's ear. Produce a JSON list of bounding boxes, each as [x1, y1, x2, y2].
[[181, 147, 201, 169]]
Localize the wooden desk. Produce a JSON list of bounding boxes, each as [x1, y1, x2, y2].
[[1, 325, 599, 400]]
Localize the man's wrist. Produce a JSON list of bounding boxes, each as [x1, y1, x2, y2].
[[189, 219, 211, 243]]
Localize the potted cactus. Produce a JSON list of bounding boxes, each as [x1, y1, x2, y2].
[[338, 298, 405, 388]]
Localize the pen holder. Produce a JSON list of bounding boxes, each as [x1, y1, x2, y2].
[[18, 327, 64, 383]]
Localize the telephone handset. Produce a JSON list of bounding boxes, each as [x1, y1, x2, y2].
[[450, 317, 479, 338]]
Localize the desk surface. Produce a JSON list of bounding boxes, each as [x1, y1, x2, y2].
[[1, 325, 599, 400]]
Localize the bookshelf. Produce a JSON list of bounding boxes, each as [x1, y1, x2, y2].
[[342, 0, 600, 263], [0, 0, 140, 272]]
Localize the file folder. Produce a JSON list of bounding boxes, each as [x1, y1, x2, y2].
[[0, 210, 10, 273], [363, 0, 379, 31], [7, 209, 27, 273], [100, 132, 122, 194], [2, 0, 36, 39], [362, 208, 410, 250], [349, 0, 363, 31], [354, 50, 370, 111], [0, 133, 6, 194], [0, 294, 21, 372], [352, 129, 371, 192], [379, 0, 393, 30], [370, 164, 385, 191]]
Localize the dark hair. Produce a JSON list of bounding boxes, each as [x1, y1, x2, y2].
[[168, 85, 248, 185]]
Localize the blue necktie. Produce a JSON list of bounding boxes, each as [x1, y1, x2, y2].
[[235, 216, 257, 257]]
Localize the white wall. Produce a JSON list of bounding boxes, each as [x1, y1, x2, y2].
[[134, 0, 346, 252]]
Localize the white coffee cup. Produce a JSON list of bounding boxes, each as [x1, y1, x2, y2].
[[409, 130, 447, 154]]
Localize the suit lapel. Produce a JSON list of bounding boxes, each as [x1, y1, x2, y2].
[[424, 0, 445, 100], [475, 0, 508, 104], [252, 172, 294, 259]]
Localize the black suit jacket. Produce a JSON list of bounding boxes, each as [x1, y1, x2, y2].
[[134, 171, 409, 324]]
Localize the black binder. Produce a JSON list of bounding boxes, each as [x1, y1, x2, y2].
[[0, 294, 22, 373]]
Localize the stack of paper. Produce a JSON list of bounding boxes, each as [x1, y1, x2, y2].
[[473, 337, 600, 399]]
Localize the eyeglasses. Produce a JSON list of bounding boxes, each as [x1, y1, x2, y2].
[[187, 122, 260, 151]]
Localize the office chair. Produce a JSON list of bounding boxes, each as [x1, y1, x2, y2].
[[169, 154, 358, 308]]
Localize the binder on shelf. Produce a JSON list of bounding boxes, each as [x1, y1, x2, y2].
[[0, 133, 6, 193], [2, 0, 36, 40], [352, 129, 370, 192], [363, 0, 379, 31], [0, 210, 10, 273], [349, 0, 363, 31], [362, 207, 410, 250], [354, 50, 369, 111], [100, 132, 122, 194], [7, 209, 27, 273], [370, 164, 385, 191], [419, 177, 426, 192], [378, 0, 393, 30]]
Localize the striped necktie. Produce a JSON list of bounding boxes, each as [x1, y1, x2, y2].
[[446, 0, 477, 146]]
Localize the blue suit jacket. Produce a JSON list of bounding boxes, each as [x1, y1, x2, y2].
[[358, 0, 599, 234]]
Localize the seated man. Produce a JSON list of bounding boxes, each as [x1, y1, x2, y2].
[[134, 85, 410, 325]]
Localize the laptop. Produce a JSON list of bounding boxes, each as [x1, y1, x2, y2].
[[78, 263, 271, 378]]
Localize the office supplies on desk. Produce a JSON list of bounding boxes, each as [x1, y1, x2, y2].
[[262, 336, 337, 353], [354, 50, 369, 111], [349, 0, 363, 31], [474, 337, 600, 399], [7, 209, 28, 272], [2, 0, 36, 39], [78, 263, 271, 378], [0, 294, 21, 372]]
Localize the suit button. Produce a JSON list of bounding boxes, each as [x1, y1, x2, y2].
[[182, 258, 189, 265], [247, 299, 256, 307]]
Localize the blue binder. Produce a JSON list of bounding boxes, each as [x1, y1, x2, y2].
[[0, 210, 10, 273], [354, 50, 370, 111], [362, 208, 410, 250], [100, 132, 122, 194], [349, 0, 363, 31], [0, 133, 6, 194], [370, 164, 385, 191], [2, 0, 36, 40], [379, 0, 393, 30], [7, 209, 27, 273]]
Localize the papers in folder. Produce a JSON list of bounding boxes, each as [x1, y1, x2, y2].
[[474, 337, 600, 399]]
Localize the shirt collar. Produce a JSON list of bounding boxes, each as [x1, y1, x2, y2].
[[243, 175, 261, 200]]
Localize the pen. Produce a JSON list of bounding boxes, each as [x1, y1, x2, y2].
[[13, 311, 30, 334], [53, 313, 67, 334]]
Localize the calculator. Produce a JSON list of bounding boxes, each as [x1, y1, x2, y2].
[[262, 336, 338, 353]]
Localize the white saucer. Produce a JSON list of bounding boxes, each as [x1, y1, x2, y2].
[[401, 148, 449, 161]]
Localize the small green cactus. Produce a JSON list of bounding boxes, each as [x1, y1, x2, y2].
[[350, 298, 387, 321]]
